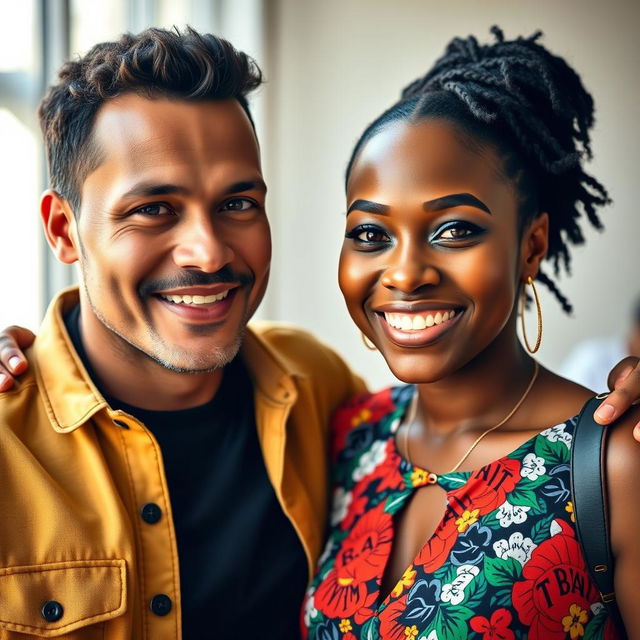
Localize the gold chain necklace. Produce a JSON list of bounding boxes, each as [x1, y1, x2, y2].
[[402, 360, 539, 484]]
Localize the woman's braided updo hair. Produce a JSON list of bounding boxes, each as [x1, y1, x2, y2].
[[345, 26, 611, 313]]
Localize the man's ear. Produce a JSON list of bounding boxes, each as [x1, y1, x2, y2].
[[520, 212, 549, 280], [40, 190, 79, 264]]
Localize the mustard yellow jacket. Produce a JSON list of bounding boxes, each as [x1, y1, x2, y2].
[[0, 289, 365, 639]]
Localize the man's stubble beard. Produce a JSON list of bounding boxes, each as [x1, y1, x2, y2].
[[80, 277, 246, 374]]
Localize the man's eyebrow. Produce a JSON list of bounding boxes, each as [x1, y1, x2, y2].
[[120, 183, 189, 199], [423, 193, 492, 214], [224, 180, 267, 195], [119, 179, 268, 201], [346, 199, 390, 215]]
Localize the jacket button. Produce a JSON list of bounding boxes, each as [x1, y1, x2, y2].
[[140, 502, 162, 524], [41, 601, 64, 622], [150, 594, 172, 616]]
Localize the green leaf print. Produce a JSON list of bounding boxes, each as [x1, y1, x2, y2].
[[361, 615, 380, 640], [463, 571, 488, 609], [506, 486, 541, 510], [583, 608, 607, 640], [484, 556, 522, 587], [434, 562, 458, 586], [529, 513, 556, 545], [482, 510, 506, 530], [428, 605, 474, 640], [534, 434, 570, 464], [425, 605, 474, 640], [489, 586, 512, 609], [384, 489, 412, 515]]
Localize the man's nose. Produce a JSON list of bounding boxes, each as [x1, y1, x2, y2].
[[172, 214, 235, 272]]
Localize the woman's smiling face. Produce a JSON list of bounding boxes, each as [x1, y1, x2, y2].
[[340, 118, 542, 383]]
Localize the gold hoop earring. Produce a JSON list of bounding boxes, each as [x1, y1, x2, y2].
[[360, 332, 377, 351], [520, 276, 543, 354]]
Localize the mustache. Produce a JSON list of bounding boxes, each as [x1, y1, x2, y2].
[[139, 267, 253, 297]]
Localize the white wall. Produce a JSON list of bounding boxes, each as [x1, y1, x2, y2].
[[260, 0, 640, 389]]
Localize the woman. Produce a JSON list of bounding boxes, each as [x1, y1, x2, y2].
[[303, 28, 639, 638]]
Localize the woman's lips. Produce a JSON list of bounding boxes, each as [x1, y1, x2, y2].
[[376, 308, 464, 346]]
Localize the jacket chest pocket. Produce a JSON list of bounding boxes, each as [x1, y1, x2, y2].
[[0, 559, 126, 638]]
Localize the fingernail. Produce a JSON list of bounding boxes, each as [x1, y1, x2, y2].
[[595, 403, 615, 422], [8, 356, 21, 371], [634, 423, 640, 440], [0, 373, 7, 388]]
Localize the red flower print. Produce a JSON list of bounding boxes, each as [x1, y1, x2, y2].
[[331, 389, 395, 459], [450, 457, 521, 516], [365, 439, 405, 493], [314, 503, 392, 618], [512, 519, 598, 640], [335, 502, 393, 582], [414, 515, 459, 573], [470, 608, 515, 640], [340, 482, 370, 531], [379, 594, 410, 640], [313, 571, 371, 619]]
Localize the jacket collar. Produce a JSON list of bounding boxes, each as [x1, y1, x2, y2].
[[34, 288, 109, 434]]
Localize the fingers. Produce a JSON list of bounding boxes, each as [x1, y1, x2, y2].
[[606, 355, 638, 393], [594, 356, 640, 438], [0, 325, 36, 391]]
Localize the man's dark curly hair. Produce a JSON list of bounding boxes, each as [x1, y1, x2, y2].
[[346, 26, 611, 313], [38, 26, 263, 216]]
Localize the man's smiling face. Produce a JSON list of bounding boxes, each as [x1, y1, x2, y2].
[[70, 94, 271, 372]]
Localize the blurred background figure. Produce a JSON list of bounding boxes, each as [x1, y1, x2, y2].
[[560, 297, 640, 391]]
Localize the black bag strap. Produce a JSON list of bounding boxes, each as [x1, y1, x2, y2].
[[570, 394, 627, 637]]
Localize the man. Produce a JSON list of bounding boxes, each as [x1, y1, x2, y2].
[[0, 28, 363, 639], [1, 25, 640, 640]]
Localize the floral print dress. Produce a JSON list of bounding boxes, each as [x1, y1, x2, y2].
[[302, 386, 620, 640]]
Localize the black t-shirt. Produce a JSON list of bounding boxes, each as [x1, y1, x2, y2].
[[65, 307, 308, 638]]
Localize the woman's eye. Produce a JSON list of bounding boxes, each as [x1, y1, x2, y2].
[[132, 203, 174, 217], [431, 221, 485, 243], [221, 198, 255, 212], [345, 225, 390, 246]]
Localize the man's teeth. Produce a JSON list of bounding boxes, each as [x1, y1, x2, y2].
[[384, 310, 456, 331], [160, 290, 229, 305]]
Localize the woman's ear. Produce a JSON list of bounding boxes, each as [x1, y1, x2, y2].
[[521, 212, 549, 279], [40, 190, 79, 264]]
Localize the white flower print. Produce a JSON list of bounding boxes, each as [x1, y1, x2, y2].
[[303, 588, 317, 626], [550, 519, 563, 537], [541, 423, 572, 448], [317, 537, 335, 567], [330, 487, 352, 526], [440, 564, 479, 605], [496, 500, 531, 527], [352, 439, 387, 482], [426, 631, 439, 640], [493, 532, 537, 566], [521, 453, 546, 481]]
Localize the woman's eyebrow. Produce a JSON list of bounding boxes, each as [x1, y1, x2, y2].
[[346, 199, 390, 215], [423, 193, 492, 214]]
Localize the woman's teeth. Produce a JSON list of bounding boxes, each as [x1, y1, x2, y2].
[[384, 309, 456, 331], [160, 290, 229, 305]]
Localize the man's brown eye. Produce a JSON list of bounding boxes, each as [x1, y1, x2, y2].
[[133, 204, 172, 216], [222, 198, 254, 211]]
